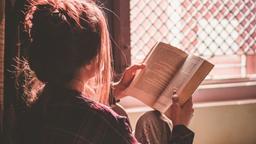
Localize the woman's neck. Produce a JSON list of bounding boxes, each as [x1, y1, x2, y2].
[[67, 78, 85, 94], [67, 78, 96, 97]]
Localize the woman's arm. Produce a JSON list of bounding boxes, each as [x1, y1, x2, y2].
[[165, 97, 195, 144], [135, 110, 172, 144]]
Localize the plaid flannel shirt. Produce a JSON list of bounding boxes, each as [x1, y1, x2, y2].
[[19, 86, 138, 144]]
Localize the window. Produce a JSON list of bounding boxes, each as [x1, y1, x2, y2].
[[114, 0, 256, 108], [130, 0, 256, 79]]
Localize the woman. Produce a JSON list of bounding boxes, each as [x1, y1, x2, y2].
[[19, 0, 194, 144], [20, 0, 137, 143]]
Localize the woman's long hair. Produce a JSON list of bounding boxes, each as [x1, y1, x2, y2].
[[22, 0, 111, 105]]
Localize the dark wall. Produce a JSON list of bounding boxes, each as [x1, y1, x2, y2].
[[0, 0, 5, 142], [4, 0, 28, 143]]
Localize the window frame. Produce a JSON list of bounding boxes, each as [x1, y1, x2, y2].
[[0, 0, 4, 137], [108, 0, 131, 81]]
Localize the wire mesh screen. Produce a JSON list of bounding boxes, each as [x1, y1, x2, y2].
[[130, 0, 256, 65]]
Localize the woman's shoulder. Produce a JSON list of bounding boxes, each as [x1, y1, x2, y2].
[[45, 87, 125, 125], [49, 87, 119, 119], [75, 95, 130, 128], [70, 94, 118, 119], [74, 96, 138, 143], [86, 98, 121, 120]]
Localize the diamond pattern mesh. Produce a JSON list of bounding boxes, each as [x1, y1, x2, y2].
[[130, 0, 256, 64]]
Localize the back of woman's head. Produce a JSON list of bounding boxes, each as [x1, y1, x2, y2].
[[24, 0, 111, 104]]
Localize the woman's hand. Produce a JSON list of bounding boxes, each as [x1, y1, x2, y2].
[[112, 64, 145, 99], [165, 97, 194, 126], [179, 98, 194, 126]]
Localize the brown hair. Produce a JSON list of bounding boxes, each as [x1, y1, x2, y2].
[[23, 0, 111, 104]]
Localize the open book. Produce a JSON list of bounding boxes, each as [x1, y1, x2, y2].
[[125, 42, 214, 112]]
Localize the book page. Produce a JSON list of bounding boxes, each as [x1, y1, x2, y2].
[[178, 57, 214, 104], [153, 55, 214, 112], [125, 42, 188, 107]]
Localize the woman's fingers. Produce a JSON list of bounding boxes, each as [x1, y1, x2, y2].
[[180, 97, 194, 125], [123, 64, 146, 78], [121, 63, 146, 86], [112, 64, 146, 99]]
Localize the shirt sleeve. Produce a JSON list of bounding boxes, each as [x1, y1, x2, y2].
[[134, 111, 194, 144], [135, 120, 162, 144], [102, 113, 139, 144], [135, 111, 171, 144], [169, 125, 194, 144]]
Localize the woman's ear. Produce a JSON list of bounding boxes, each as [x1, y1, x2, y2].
[[84, 58, 98, 77], [85, 63, 93, 71]]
